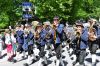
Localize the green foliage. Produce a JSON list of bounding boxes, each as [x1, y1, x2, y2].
[[0, 0, 22, 28], [0, 0, 100, 28], [32, 0, 73, 22], [0, 12, 9, 28]]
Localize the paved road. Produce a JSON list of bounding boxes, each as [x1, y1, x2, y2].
[[0, 45, 100, 66]]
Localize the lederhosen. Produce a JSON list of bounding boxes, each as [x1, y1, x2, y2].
[[55, 31, 62, 59], [27, 31, 34, 55], [45, 27, 54, 50], [16, 30, 24, 53], [72, 29, 88, 65], [88, 26, 98, 54], [38, 29, 46, 58], [54, 24, 64, 59], [88, 37, 98, 54]]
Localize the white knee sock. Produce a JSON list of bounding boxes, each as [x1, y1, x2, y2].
[[92, 54, 96, 63], [43, 57, 47, 64], [60, 57, 64, 66], [38, 58, 43, 66], [23, 51, 27, 58], [56, 59, 60, 66], [32, 54, 36, 60], [27, 56, 32, 64]]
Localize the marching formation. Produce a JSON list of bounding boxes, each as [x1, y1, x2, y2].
[[0, 16, 100, 66]]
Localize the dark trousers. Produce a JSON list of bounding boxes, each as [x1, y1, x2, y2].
[[38, 45, 46, 58], [28, 44, 33, 55], [97, 38, 100, 48], [54, 44, 61, 59], [17, 44, 24, 53], [75, 49, 86, 65], [88, 41, 98, 54]]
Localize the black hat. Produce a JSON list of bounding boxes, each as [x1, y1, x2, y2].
[[75, 20, 84, 27], [53, 16, 59, 20]]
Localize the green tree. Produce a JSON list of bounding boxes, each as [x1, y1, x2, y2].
[[0, 0, 22, 28], [0, 0, 100, 28], [30, 0, 72, 22]]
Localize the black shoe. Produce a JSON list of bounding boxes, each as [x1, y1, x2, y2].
[[62, 50, 65, 53], [36, 55, 40, 61], [8, 57, 13, 62], [62, 56, 65, 59], [73, 61, 77, 66], [43, 64, 48, 66], [42, 61, 48, 66], [62, 45, 65, 48], [79, 63, 85, 66], [48, 54, 53, 58], [31, 59, 37, 64], [86, 52, 89, 56], [23, 63, 29, 66], [0, 56, 2, 59], [12, 59, 17, 63], [70, 57, 74, 60]]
